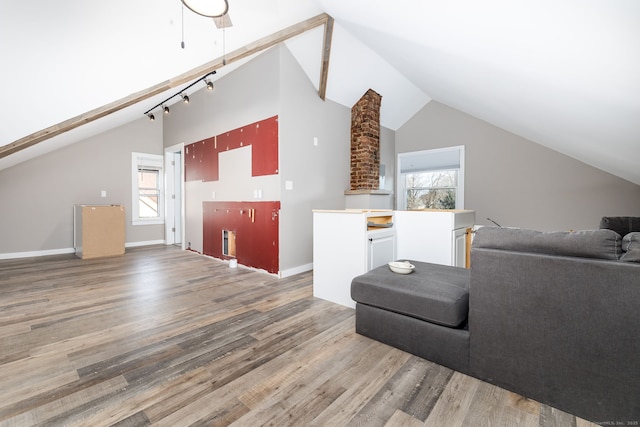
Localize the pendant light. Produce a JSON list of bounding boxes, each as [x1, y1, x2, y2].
[[181, 0, 229, 18]]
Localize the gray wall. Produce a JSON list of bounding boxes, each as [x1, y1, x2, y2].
[[278, 44, 352, 271], [163, 47, 281, 255], [163, 44, 396, 273], [0, 118, 164, 256], [163, 45, 360, 273], [396, 101, 640, 231], [380, 125, 396, 194], [10, 46, 631, 263]]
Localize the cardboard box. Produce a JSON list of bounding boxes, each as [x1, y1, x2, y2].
[[74, 205, 125, 259]]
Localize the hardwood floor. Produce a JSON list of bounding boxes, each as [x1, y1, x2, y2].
[[0, 246, 597, 427]]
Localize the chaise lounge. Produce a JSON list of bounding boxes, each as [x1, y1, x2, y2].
[[351, 225, 640, 424]]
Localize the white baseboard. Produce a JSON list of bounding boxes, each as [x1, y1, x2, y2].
[[0, 247, 76, 260], [125, 240, 166, 248], [0, 240, 166, 260], [280, 263, 313, 278]]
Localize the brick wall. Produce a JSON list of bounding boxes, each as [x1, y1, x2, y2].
[[350, 89, 382, 190]]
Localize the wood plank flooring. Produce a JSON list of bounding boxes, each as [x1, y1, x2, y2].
[[0, 246, 598, 427]]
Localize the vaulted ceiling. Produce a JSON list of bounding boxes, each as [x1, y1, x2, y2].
[[1, 0, 639, 184]]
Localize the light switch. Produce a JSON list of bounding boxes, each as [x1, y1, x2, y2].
[[101, 190, 107, 198], [285, 180, 293, 190], [313, 137, 318, 146]]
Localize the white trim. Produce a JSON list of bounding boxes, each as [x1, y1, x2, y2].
[[125, 240, 166, 248], [131, 152, 165, 225], [132, 219, 164, 226], [0, 247, 75, 260], [459, 147, 465, 209], [0, 241, 167, 260], [279, 263, 313, 278], [164, 143, 186, 250], [396, 145, 465, 210]]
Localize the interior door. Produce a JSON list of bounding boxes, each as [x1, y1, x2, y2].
[[165, 144, 184, 247], [172, 151, 182, 244]]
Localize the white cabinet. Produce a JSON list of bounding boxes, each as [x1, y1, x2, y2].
[[395, 210, 475, 267], [453, 227, 468, 267], [313, 210, 396, 308], [368, 231, 396, 271]]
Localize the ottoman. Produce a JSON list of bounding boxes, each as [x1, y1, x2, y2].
[[351, 260, 471, 373]]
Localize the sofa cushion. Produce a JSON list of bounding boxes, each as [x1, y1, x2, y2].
[[351, 261, 470, 328], [600, 216, 640, 236], [472, 227, 622, 260], [621, 232, 640, 262]]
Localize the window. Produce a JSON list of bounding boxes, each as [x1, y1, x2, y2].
[[405, 169, 458, 210], [132, 152, 164, 225], [397, 146, 464, 210]]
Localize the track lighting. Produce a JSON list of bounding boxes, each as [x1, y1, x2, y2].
[[143, 71, 216, 121]]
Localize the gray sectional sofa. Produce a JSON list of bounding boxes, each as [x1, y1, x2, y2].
[[351, 226, 640, 424]]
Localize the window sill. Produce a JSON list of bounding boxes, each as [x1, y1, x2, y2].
[[132, 219, 165, 226]]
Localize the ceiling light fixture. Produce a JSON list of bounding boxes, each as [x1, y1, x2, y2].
[[143, 71, 216, 120], [181, 0, 229, 18]]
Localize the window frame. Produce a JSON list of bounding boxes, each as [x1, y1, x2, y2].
[[396, 146, 465, 210], [131, 152, 164, 225]]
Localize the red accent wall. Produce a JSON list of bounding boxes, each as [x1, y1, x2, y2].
[[185, 115, 278, 182], [184, 139, 204, 182], [251, 116, 279, 176], [201, 137, 218, 182], [203, 201, 280, 274]]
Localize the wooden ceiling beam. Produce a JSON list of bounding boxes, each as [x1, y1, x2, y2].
[[0, 13, 333, 160], [318, 16, 334, 101]]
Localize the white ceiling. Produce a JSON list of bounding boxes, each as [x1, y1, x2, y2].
[[1, 0, 639, 184]]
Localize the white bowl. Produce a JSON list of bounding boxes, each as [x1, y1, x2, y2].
[[388, 261, 415, 274]]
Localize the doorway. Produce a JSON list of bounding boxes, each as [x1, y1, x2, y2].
[[165, 143, 185, 248]]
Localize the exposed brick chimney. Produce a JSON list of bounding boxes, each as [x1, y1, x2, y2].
[[350, 89, 382, 190]]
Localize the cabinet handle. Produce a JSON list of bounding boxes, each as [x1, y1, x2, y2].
[[368, 238, 373, 242]]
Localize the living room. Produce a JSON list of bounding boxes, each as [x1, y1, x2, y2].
[[1, 41, 638, 267], [1, 1, 639, 425]]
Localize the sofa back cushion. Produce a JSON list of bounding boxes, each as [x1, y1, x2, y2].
[[473, 227, 622, 260], [621, 232, 640, 262], [600, 216, 640, 236]]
